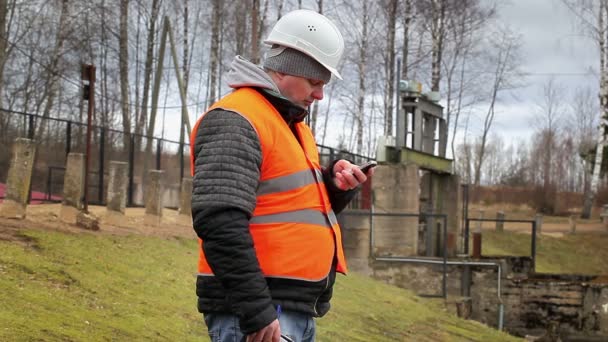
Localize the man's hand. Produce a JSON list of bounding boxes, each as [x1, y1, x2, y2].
[[332, 159, 374, 191], [246, 319, 281, 342]]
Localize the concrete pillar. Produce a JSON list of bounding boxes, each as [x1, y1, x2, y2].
[[105, 161, 128, 224], [422, 115, 436, 154], [569, 215, 577, 234], [476, 210, 484, 233], [60, 153, 85, 224], [177, 178, 193, 226], [0, 138, 36, 219], [496, 211, 505, 232], [178, 178, 193, 216], [438, 174, 461, 256], [144, 170, 164, 226], [438, 119, 448, 158], [340, 210, 372, 275], [371, 164, 419, 256], [413, 108, 423, 151], [535, 214, 543, 235]]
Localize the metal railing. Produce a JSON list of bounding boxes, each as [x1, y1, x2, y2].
[[0, 108, 373, 207], [465, 218, 537, 271]]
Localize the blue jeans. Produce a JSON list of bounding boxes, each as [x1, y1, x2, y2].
[[204, 310, 316, 342]]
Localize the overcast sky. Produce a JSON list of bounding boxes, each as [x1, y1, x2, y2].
[[480, 0, 599, 144], [170, 1, 601, 156]]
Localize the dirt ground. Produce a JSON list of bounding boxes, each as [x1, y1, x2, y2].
[[0, 204, 197, 246], [1, 203, 606, 245]]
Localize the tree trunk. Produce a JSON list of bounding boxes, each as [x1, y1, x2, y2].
[[251, 0, 259, 64], [36, 0, 69, 140], [0, 0, 8, 111], [356, 1, 369, 154], [208, 0, 221, 104], [384, 0, 397, 136], [584, 1, 608, 219], [119, 0, 131, 151], [401, 0, 413, 80], [430, 0, 446, 92], [136, 0, 160, 149], [310, 0, 323, 135]]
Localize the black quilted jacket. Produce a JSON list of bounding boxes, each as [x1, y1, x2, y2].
[[191, 88, 357, 334]]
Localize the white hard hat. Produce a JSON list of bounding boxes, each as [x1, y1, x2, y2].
[[264, 10, 344, 80]]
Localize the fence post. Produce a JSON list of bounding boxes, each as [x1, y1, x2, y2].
[[28, 114, 34, 139], [0, 138, 37, 219], [535, 213, 543, 236], [106, 161, 129, 223], [156, 139, 162, 170], [179, 141, 185, 181], [496, 211, 505, 232], [98, 127, 105, 203], [66, 121, 72, 157], [128, 134, 135, 206], [144, 169, 165, 226]]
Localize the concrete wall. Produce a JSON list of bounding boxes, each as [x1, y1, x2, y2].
[[370, 164, 420, 256], [347, 252, 608, 340]]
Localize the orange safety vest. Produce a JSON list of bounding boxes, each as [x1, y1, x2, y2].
[[190, 88, 347, 281]]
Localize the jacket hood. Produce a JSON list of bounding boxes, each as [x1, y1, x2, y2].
[[226, 56, 280, 93]]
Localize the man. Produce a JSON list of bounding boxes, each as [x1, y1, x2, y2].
[[190, 9, 373, 342]]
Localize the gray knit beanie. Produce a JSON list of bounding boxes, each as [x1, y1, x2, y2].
[[263, 46, 331, 83]]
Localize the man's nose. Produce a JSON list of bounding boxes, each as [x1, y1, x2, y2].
[[312, 86, 324, 100]]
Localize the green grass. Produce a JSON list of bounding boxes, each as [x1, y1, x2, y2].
[[0, 228, 520, 341], [482, 231, 608, 275]]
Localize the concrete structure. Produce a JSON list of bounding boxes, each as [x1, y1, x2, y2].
[[371, 164, 420, 256], [60, 153, 86, 224], [105, 161, 128, 225], [340, 210, 372, 276], [144, 170, 164, 226], [177, 178, 193, 226], [106, 161, 128, 214], [496, 211, 505, 232], [178, 178, 193, 216], [0, 138, 36, 219], [367, 255, 608, 340], [535, 214, 543, 235], [420, 172, 461, 257], [569, 215, 577, 234]]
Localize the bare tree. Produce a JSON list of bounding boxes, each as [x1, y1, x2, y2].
[[533, 78, 565, 196], [36, 0, 69, 139], [136, 0, 161, 148], [382, 0, 398, 136], [207, 0, 221, 105], [472, 26, 521, 185], [561, 0, 608, 218], [119, 0, 131, 150]]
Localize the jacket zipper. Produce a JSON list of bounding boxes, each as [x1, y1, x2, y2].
[[312, 275, 331, 316]]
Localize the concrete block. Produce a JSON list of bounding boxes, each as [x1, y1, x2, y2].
[[60, 153, 85, 224], [0, 138, 36, 219], [106, 161, 128, 214], [496, 211, 505, 232], [569, 215, 577, 234], [340, 210, 372, 274], [144, 170, 164, 226], [535, 214, 543, 235], [371, 164, 419, 256], [178, 178, 193, 216]]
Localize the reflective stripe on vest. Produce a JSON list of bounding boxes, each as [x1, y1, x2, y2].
[[191, 87, 347, 281], [257, 169, 323, 196], [250, 208, 338, 227]]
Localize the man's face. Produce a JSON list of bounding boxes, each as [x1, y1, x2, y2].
[[275, 73, 325, 108]]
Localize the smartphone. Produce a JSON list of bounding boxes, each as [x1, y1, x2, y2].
[[280, 335, 295, 342], [359, 160, 378, 173]]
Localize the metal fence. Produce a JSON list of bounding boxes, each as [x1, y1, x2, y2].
[[0, 108, 373, 208]]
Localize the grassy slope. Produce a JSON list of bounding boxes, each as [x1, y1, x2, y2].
[[482, 231, 608, 274], [0, 228, 520, 342]]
